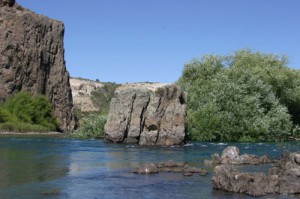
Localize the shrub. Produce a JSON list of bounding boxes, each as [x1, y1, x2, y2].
[[0, 92, 58, 132], [71, 114, 107, 139], [292, 125, 300, 139]]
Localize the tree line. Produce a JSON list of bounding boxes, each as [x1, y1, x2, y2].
[[1, 49, 299, 142]]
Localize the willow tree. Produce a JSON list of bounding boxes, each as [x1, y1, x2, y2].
[[178, 50, 299, 142]]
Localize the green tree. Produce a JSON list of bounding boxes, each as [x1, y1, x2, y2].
[[178, 50, 296, 142], [229, 49, 300, 125]]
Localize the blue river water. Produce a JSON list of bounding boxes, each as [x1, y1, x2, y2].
[[0, 136, 299, 199]]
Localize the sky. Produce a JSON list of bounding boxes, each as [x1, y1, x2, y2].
[[17, 0, 300, 83]]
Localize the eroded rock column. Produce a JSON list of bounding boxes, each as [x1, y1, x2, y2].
[[104, 83, 187, 146]]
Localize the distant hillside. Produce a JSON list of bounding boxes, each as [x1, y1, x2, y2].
[[70, 78, 120, 118], [70, 78, 172, 120], [115, 82, 170, 93]]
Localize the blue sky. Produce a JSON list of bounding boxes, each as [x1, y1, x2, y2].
[[17, 0, 300, 83]]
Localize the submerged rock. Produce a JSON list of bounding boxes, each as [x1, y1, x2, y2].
[[104, 83, 187, 146], [131, 163, 159, 174], [130, 161, 207, 176], [221, 146, 240, 164], [205, 146, 273, 165], [212, 152, 300, 196], [183, 172, 193, 176]]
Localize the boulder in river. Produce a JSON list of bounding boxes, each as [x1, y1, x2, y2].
[[104, 83, 187, 146], [204, 146, 273, 165], [130, 160, 207, 176], [212, 152, 300, 196]]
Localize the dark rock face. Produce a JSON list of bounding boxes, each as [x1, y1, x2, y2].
[[204, 146, 272, 165], [0, 3, 77, 131], [0, 0, 15, 7], [212, 152, 300, 196], [104, 83, 187, 146], [130, 160, 207, 176]]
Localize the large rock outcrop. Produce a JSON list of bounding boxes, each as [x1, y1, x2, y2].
[[1, 0, 15, 7], [104, 83, 187, 146], [0, 2, 77, 131], [212, 152, 300, 196]]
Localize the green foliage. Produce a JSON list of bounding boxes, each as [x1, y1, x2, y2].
[[178, 49, 297, 142], [0, 92, 58, 132], [71, 114, 107, 139], [292, 125, 300, 139], [90, 82, 120, 114], [229, 49, 300, 125], [0, 122, 52, 133], [72, 80, 119, 139], [75, 81, 120, 123]]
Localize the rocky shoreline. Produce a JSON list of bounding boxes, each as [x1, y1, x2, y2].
[[129, 146, 300, 197]]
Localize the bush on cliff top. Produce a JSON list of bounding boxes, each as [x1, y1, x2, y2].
[[74, 81, 119, 123], [90, 82, 120, 114], [0, 92, 58, 132], [178, 49, 299, 142]]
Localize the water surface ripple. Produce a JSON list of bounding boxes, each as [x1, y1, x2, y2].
[[0, 136, 299, 199]]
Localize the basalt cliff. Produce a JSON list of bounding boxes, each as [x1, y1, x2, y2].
[[104, 83, 187, 146], [0, 0, 77, 132]]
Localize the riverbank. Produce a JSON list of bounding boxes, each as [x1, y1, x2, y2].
[[0, 131, 64, 135]]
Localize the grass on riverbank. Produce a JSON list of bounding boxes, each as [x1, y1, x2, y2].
[[0, 122, 54, 133]]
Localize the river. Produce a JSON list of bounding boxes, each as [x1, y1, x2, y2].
[[0, 136, 299, 199]]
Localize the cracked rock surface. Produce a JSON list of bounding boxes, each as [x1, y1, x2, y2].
[[104, 83, 187, 145], [0, 2, 77, 131], [212, 152, 300, 196]]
